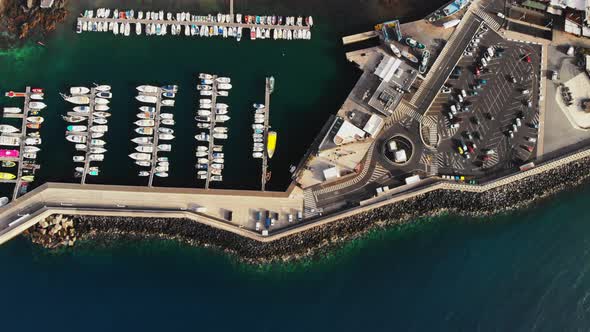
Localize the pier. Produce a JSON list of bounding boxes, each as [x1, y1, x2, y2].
[[204, 77, 218, 190], [148, 88, 163, 187], [80, 88, 96, 185], [11, 87, 32, 200], [261, 78, 272, 191]]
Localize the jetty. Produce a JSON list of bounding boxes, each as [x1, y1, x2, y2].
[[80, 88, 96, 184], [12, 87, 33, 199], [148, 88, 163, 187], [261, 77, 272, 191], [204, 77, 218, 190]]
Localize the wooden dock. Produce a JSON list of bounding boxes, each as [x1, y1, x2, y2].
[[148, 88, 163, 187], [80, 88, 96, 185], [341, 31, 377, 45], [77, 17, 311, 32], [261, 77, 272, 191], [204, 78, 218, 190], [12, 87, 32, 199]]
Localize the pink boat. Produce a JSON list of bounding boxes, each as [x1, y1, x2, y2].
[[0, 149, 19, 158]]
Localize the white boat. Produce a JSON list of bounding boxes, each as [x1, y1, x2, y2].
[[200, 98, 212, 104], [137, 85, 159, 93], [200, 90, 212, 96], [94, 85, 111, 92], [216, 103, 229, 109], [64, 95, 90, 105], [90, 125, 108, 133], [213, 133, 228, 139], [132, 137, 152, 144], [155, 172, 168, 178], [93, 118, 108, 125], [158, 133, 175, 140], [73, 156, 85, 162], [0, 125, 20, 133], [136, 95, 158, 103], [124, 23, 131, 36], [157, 144, 171, 152], [29, 102, 47, 109], [197, 158, 209, 164], [211, 163, 223, 170], [217, 91, 229, 97], [139, 171, 150, 177], [136, 112, 154, 119], [24, 137, 42, 145], [95, 98, 109, 105], [216, 77, 231, 83], [197, 146, 208, 152], [136, 23, 142, 35], [3, 107, 21, 114], [212, 158, 224, 164], [140, 106, 156, 112], [136, 161, 151, 167], [135, 127, 154, 135], [73, 106, 90, 113], [216, 115, 230, 122], [97, 92, 112, 99], [253, 103, 265, 109], [196, 151, 208, 157], [158, 127, 174, 134], [91, 132, 104, 139], [67, 125, 87, 132], [161, 99, 175, 106], [90, 139, 106, 146], [94, 112, 111, 118], [129, 153, 151, 161], [66, 135, 86, 143], [26, 116, 44, 124], [95, 105, 110, 111], [24, 146, 40, 153], [213, 127, 228, 133], [160, 113, 174, 119], [135, 119, 155, 127], [198, 110, 211, 116], [253, 152, 263, 158], [217, 83, 232, 90], [161, 119, 175, 126], [70, 87, 90, 95], [75, 144, 86, 151], [200, 103, 212, 109], [216, 109, 228, 115], [199, 73, 213, 80], [90, 147, 107, 154], [89, 154, 104, 161], [195, 133, 209, 141], [30, 94, 44, 100], [135, 145, 154, 153]]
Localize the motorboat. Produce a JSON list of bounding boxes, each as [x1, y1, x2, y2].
[[26, 123, 41, 130], [216, 109, 228, 115], [90, 125, 108, 133], [63, 95, 90, 105], [24, 137, 42, 145], [162, 91, 175, 98], [200, 90, 213, 96], [70, 87, 90, 95], [90, 147, 107, 154], [200, 98, 212, 104], [252, 152, 263, 158], [158, 127, 174, 134], [73, 156, 85, 162], [161, 99, 175, 106], [213, 127, 228, 133], [196, 151, 208, 157], [198, 110, 211, 117], [160, 113, 174, 119], [199, 73, 213, 80], [95, 98, 110, 105], [200, 103, 212, 109], [211, 163, 224, 170], [73, 106, 90, 113], [161, 119, 175, 126], [267, 131, 277, 158], [253, 103, 265, 109], [155, 172, 168, 178], [216, 103, 228, 109], [158, 133, 175, 140], [90, 139, 106, 146], [197, 85, 211, 91], [135, 119, 155, 127], [252, 124, 264, 130], [2, 161, 16, 168], [89, 154, 104, 162], [94, 112, 111, 118], [75, 144, 86, 151], [137, 112, 154, 119], [217, 83, 232, 90], [195, 133, 209, 141], [30, 94, 44, 100], [213, 133, 228, 139], [197, 146, 208, 152], [97, 92, 112, 99], [195, 116, 210, 122], [91, 132, 104, 139], [136, 85, 159, 93], [29, 102, 47, 109], [67, 125, 87, 132], [136, 23, 142, 35], [135, 145, 154, 153], [197, 123, 210, 129], [66, 134, 87, 143], [0, 149, 18, 158], [157, 144, 171, 152], [212, 158, 224, 164], [135, 127, 154, 135], [138, 171, 150, 177], [139, 106, 156, 113], [136, 161, 151, 167], [216, 115, 230, 122], [217, 91, 229, 97], [132, 137, 152, 144], [136, 95, 158, 103], [3, 107, 21, 114], [129, 153, 151, 161], [26, 116, 44, 124], [216, 77, 231, 83], [197, 158, 209, 164], [0, 125, 19, 134], [94, 85, 111, 92], [389, 43, 402, 57], [161, 85, 178, 92], [158, 157, 168, 162], [0, 172, 16, 180]]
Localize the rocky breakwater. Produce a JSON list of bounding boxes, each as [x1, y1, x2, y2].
[[25, 214, 77, 248], [0, 0, 68, 48], [30, 155, 590, 264]]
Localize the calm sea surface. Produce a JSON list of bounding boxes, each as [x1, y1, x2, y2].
[[4, 1, 588, 331]]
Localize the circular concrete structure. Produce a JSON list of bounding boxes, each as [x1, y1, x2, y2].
[[383, 135, 414, 166]]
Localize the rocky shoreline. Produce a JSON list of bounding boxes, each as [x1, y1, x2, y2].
[[0, 0, 68, 49], [26, 156, 590, 264]]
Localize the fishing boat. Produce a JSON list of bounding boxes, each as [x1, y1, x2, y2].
[[135, 127, 154, 135], [161, 99, 175, 106], [401, 50, 419, 63], [158, 133, 175, 140], [134, 119, 155, 127], [136, 161, 151, 167], [63, 115, 86, 123], [29, 102, 47, 109], [136, 95, 158, 103], [94, 112, 111, 118], [67, 125, 87, 132], [70, 86, 90, 95], [389, 43, 402, 57], [95, 98, 109, 105], [267, 131, 277, 158], [66, 135, 86, 143], [3, 107, 21, 114], [136, 85, 159, 93], [73, 106, 90, 113], [0, 149, 18, 158], [63, 95, 90, 105], [0, 172, 16, 180], [0, 125, 20, 134], [129, 153, 151, 161], [26, 116, 44, 124], [90, 139, 106, 146], [132, 137, 152, 144]]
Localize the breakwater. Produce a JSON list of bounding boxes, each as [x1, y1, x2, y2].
[[31, 154, 590, 264]]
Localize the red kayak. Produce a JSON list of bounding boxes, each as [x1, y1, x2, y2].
[[4, 91, 26, 98], [32, 88, 43, 94]]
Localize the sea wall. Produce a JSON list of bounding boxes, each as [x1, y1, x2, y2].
[[41, 155, 590, 264]]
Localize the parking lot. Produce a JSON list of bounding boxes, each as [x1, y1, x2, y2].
[[425, 23, 542, 177]]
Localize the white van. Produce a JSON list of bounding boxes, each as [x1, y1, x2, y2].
[[450, 104, 457, 114]]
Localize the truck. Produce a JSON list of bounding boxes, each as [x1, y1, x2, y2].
[[264, 210, 271, 229]]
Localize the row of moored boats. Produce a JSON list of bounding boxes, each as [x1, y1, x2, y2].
[[61, 84, 112, 177], [130, 85, 178, 178], [77, 9, 313, 41], [0, 88, 46, 185], [195, 73, 232, 182]]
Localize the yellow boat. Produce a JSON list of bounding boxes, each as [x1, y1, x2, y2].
[[0, 172, 16, 180], [267, 131, 277, 159], [21, 175, 35, 182]]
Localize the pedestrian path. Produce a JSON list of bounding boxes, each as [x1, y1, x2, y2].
[[369, 164, 389, 182], [471, 6, 501, 31], [303, 188, 319, 218]]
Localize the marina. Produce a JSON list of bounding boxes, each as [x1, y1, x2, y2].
[[77, 8, 313, 41], [0, 87, 43, 200], [253, 77, 275, 192]]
